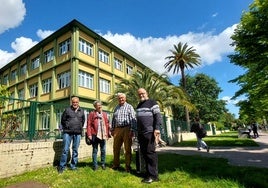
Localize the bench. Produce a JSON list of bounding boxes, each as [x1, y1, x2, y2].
[[238, 128, 251, 138]]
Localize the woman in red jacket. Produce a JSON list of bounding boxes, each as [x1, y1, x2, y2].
[[87, 100, 110, 171]]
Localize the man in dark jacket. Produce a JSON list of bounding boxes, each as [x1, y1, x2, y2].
[[136, 88, 162, 184], [190, 117, 209, 152], [58, 96, 85, 173]]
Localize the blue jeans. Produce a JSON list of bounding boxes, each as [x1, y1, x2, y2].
[[59, 133, 81, 169], [196, 135, 207, 149], [92, 137, 106, 167]]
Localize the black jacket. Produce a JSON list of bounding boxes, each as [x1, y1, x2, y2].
[[61, 106, 85, 134]]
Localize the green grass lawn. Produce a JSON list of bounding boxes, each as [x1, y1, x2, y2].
[[173, 131, 259, 147], [0, 131, 267, 188]]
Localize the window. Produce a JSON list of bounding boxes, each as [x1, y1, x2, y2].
[[3, 74, 8, 84], [126, 64, 133, 75], [79, 38, 93, 56], [20, 64, 27, 76], [57, 71, 70, 89], [59, 39, 71, 55], [114, 58, 123, 71], [78, 70, 93, 89], [9, 92, 14, 104], [31, 56, 40, 70], [42, 78, 52, 94], [44, 48, 54, 63], [98, 49, 109, 64], [99, 78, 110, 94], [56, 109, 64, 129], [11, 70, 17, 80], [18, 89, 25, 100], [29, 83, 38, 97], [40, 111, 50, 130]]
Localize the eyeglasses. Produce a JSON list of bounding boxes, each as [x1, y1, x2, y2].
[[138, 92, 146, 95]]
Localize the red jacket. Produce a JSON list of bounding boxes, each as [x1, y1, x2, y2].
[[86, 110, 110, 138]]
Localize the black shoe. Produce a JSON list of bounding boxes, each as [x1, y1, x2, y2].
[[207, 146, 210, 153], [93, 166, 98, 171], [111, 166, 119, 170], [57, 167, 64, 174], [101, 165, 106, 170], [126, 166, 131, 173], [141, 177, 159, 184]]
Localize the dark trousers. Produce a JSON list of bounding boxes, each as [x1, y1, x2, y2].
[[138, 132, 158, 179]]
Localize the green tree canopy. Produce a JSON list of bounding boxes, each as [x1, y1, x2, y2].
[[0, 85, 10, 107], [228, 0, 268, 120], [107, 68, 195, 116], [181, 73, 227, 123]]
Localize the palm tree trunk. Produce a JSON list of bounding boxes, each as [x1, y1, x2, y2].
[[181, 68, 191, 131], [185, 107, 190, 131]]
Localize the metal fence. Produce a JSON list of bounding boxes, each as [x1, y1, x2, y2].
[[0, 97, 63, 142], [0, 96, 187, 144]]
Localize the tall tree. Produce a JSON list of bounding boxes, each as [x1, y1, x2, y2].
[[107, 68, 195, 115], [228, 0, 268, 120], [165, 42, 201, 130], [182, 74, 227, 123]]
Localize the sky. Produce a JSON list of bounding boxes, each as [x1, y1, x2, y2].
[[0, 0, 254, 117]]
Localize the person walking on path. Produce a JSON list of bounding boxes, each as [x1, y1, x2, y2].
[[190, 117, 209, 152], [87, 100, 110, 171], [111, 93, 136, 172], [58, 96, 85, 173], [252, 121, 259, 138], [136, 88, 162, 184]]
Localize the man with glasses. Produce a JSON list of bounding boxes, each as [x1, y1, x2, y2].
[[136, 88, 162, 183]]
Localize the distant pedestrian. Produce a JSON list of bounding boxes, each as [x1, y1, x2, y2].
[[190, 117, 209, 152], [252, 121, 259, 138], [58, 96, 85, 174]]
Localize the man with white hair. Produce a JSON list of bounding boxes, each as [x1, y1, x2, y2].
[[111, 93, 136, 172]]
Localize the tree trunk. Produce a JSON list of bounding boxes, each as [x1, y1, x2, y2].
[[180, 68, 190, 131]]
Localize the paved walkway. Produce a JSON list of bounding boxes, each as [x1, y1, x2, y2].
[[157, 131, 268, 168]]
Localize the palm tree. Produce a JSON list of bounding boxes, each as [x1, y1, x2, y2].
[[164, 42, 201, 130], [107, 68, 194, 114]]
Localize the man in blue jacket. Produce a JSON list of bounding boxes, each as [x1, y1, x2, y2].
[[58, 96, 85, 173]]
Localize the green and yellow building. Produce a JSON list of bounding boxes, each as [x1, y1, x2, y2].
[[0, 19, 162, 133]]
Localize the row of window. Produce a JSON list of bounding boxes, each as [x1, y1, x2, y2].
[[9, 70, 110, 102], [2, 38, 134, 85]]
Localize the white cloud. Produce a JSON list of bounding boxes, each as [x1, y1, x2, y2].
[[212, 13, 218, 18], [0, 0, 26, 34], [0, 37, 38, 68], [37, 29, 54, 40], [222, 96, 239, 105], [101, 24, 237, 75], [0, 23, 238, 73]]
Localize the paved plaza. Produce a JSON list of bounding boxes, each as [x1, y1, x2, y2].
[[158, 131, 268, 168]]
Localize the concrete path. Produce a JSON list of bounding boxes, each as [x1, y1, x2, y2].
[[157, 131, 268, 169]]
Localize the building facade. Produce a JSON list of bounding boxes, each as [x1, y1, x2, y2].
[[0, 19, 163, 134]]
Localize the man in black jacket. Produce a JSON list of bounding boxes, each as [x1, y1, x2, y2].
[[58, 96, 85, 173], [136, 88, 162, 183], [190, 117, 209, 152]]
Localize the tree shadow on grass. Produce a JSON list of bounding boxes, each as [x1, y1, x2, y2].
[[158, 153, 268, 188]]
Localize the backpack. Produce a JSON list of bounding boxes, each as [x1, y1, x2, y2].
[[198, 124, 207, 138]]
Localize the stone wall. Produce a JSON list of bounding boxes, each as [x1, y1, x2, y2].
[[0, 131, 220, 179], [0, 139, 114, 179]]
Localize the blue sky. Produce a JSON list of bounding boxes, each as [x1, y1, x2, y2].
[[0, 0, 253, 117]]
